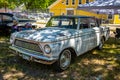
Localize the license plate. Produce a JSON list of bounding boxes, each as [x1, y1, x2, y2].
[[22, 54, 30, 60]]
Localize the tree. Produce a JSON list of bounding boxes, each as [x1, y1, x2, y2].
[[0, 0, 19, 12], [18, 0, 56, 10], [0, 0, 9, 12], [0, 0, 56, 12]]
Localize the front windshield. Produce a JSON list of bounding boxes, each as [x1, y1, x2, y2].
[[46, 17, 78, 29]]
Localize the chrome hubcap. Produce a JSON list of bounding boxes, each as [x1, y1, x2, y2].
[[60, 50, 71, 69]]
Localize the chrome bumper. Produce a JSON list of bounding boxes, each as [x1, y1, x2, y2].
[[9, 46, 57, 64]]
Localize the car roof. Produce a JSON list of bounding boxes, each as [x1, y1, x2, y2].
[[0, 13, 14, 16], [52, 15, 94, 18]]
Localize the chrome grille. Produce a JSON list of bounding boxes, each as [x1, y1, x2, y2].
[[14, 39, 42, 52]]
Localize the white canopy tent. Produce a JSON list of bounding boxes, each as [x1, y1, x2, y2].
[[78, 0, 120, 14]]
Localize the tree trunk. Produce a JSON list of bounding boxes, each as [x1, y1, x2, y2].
[[4, 3, 7, 12]]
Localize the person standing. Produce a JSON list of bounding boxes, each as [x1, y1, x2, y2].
[[11, 20, 19, 33]]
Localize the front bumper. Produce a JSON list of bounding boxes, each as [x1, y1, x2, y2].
[[9, 46, 57, 64]]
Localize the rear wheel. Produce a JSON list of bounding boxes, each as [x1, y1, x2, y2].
[[55, 49, 71, 71], [98, 38, 105, 50]]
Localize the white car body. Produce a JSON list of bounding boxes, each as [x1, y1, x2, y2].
[[10, 16, 109, 71]]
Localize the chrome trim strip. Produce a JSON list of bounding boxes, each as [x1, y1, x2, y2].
[[15, 38, 51, 44]]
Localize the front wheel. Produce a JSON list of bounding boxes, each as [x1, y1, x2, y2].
[[55, 49, 71, 71]]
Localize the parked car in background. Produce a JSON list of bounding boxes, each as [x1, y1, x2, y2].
[[114, 28, 120, 39], [0, 13, 36, 35], [10, 15, 110, 71]]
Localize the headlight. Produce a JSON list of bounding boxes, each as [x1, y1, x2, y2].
[[44, 45, 51, 54]]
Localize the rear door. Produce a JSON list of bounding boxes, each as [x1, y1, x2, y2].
[[89, 18, 98, 49], [76, 18, 92, 55]]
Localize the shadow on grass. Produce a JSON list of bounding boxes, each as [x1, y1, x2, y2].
[[0, 37, 120, 80], [0, 42, 54, 79], [0, 38, 63, 79], [72, 38, 120, 80]]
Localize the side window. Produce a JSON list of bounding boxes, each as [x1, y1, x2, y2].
[[61, 18, 74, 28], [2, 15, 13, 21], [80, 18, 90, 29], [61, 19, 73, 26], [61, 18, 77, 29]]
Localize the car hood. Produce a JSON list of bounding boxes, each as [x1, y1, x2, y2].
[[15, 27, 80, 42]]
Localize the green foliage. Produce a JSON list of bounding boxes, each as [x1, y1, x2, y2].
[[0, 0, 19, 10], [8, 2, 16, 10], [21, 0, 56, 10], [0, 0, 9, 8], [0, 0, 56, 11]]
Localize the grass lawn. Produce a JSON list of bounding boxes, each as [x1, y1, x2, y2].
[[0, 36, 120, 80]]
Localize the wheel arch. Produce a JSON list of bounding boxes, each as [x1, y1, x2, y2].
[[59, 47, 77, 62]]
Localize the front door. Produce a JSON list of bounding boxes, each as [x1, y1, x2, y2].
[[76, 17, 97, 55]]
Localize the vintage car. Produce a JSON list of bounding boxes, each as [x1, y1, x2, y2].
[[10, 15, 109, 71], [0, 13, 36, 35]]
